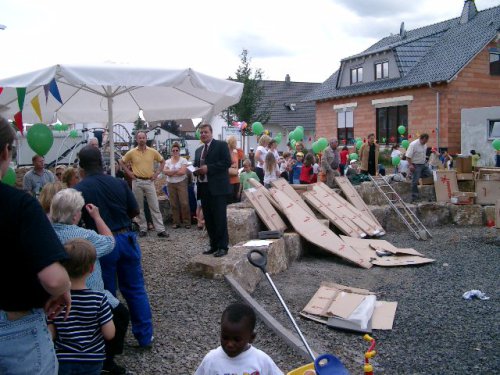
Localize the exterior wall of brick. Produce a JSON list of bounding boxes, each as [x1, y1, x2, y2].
[[315, 42, 500, 153]]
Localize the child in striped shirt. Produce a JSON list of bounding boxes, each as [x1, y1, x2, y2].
[[48, 238, 115, 375]]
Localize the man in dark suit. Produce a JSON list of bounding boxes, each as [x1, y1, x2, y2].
[[194, 123, 232, 257]]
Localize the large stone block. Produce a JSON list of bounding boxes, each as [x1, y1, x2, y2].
[[283, 232, 305, 265], [158, 196, 171, 224], [232, 238, 287, 275], [187, 246, 262, 293], [483, 205, 496, 224], [227, 207, 261, 245], [449, 204, 483, 226], [417, 203, 451, 227], [419, 185, 436, 202], [369, 206, 389, 228], [383, 204, 418, 232]]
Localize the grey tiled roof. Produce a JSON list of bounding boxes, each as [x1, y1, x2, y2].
[[257, 79, 320, 130], [304, 5, 500, 102]]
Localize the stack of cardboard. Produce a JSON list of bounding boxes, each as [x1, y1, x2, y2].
[[300, 282, 397, 333], [475, 168, 500, 205]]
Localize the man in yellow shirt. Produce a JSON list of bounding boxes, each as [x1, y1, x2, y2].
[[120, 131, 168, 238]]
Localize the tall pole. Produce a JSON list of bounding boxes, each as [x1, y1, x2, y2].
[[107, 86, 115, 177]]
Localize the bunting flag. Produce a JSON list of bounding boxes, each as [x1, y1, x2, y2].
[[31, 95, 43, 122], [49, 78, 63, 104], [43, 84, 50, 103], [16, 87, 26, 111], [0, 87, 3, 95], [14, 111, 23, 134]]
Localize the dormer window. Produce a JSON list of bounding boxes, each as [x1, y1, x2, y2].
[[375, 61, 389, 80], [350, 67, 363, 84]]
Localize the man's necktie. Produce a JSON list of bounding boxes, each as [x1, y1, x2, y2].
[[199, 144, 208, 181]]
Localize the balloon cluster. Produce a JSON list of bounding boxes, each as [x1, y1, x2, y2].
[[274, 132, 282, 145], [311, 137, 328, 154], [53, 123, 69, 131], [231, 121, 248, 132], [288, 126, 304, 143]]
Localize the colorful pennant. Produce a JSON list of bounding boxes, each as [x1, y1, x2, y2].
[[49, 79, 62, 104], [16, 87, 26, 111], [13, 111, 23, 134], [31, 95, 42, 122]]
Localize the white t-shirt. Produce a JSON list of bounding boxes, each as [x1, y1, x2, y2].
[[391, 149, 402, 159], [406, 139, 427, 164], [399, 159, 409, 174], [255, 146, 268, 169], [263, 163, 280, 186], [164, 157, 188, 183], [195, 346, 283, 375]]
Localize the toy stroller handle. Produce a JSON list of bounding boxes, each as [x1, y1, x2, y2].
[[247, 249, 268, 274]]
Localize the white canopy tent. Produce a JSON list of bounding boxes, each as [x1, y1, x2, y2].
[[0, 64, 243, 174]]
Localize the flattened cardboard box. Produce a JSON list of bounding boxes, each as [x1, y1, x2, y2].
[[455, 156, 472, 173], [434, 170, 459, 203], [301, 282, 397, 330], [475, 180, 500, 205]]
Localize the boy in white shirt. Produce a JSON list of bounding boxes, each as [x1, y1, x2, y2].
[[195, 303, 283, 375]]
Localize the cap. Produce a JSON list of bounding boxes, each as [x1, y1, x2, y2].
[[350, 159, 357, 164], [250, 148, 254, 151], [296, 152, 304, 157]]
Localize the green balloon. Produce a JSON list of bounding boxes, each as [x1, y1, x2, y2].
[[356, 140, 363, 150], [294, 128, 304, 141], [492, 138, 500, 151], [392, 156, 401, 166], [1, 167, 16, 186], [312, 141, 322, 154], [317, 137, 328, 150], [60, 124, 69, 131], [349, 153, 359, 161], [53, 124, 61, 131], [195, 128, 200, 140], [274, 132, 282, 145], [296, 126, 304, 132], [290, 139, 297, 150], [401, 140, 410, 149], [252, 122, 264, 136], [27, 123, 54, 156], [69, 130, 78, 138], [398, 125, 406, 135]]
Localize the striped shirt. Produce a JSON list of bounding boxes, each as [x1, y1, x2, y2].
[[48, 289, 113, 362], [52, 223, 119, 308]]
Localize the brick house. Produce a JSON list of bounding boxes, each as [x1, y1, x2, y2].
[[304, 1, 500, 154]]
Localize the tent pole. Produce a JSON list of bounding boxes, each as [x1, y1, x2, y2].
[[107, 87, 116, 177]]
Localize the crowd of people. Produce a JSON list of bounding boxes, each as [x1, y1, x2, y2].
[[3, 114, 498, 374]]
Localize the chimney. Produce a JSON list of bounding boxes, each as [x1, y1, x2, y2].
[[285, 74, 291, 84], [460, 0, 478, 24]]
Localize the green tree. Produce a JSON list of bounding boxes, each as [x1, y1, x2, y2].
[[133, 116, 147, 132], [223, 49, 271, 135]]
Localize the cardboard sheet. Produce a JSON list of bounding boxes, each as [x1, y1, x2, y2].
[[475, 180, 500, 205], [367, 239, 424, 256], [270, 188, 373, 269], [371, 255, 435, 267], [303, 190, 366, 238], [271, 178, 315, 216], [434, 170, 459, 203], [326, 292, 366, 319], [247, 178, 281, 211], [371, 301, 398, 330], [244, 188, 287, 232], [334, 176, 385, 232]]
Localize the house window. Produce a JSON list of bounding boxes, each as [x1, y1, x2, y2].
[[376, 105, 408, 144], [489, 119, 500, 139], [490, 49, 500, 76], [337, 110, 354, 145], [350, 67, 363, 84], [375, 61, 389, 80]]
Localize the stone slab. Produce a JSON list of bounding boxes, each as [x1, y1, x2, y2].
[[448, 204, 483, 226], [283, 232, 305, 266], [417, 203, 451, 227], [227, 207, 261, 245]]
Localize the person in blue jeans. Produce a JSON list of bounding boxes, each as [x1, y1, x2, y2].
[[75, 145, 154, 349], [0, 116, 71, 375]]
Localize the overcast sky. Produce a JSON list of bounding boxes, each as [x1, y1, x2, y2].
[[1, 0, 499, 83]]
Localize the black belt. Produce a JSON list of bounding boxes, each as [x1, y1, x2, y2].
[[112, 227, 131, 235], [134, 175, 152, 180]]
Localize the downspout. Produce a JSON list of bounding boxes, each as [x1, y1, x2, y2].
[[428, 82, 440, 150]]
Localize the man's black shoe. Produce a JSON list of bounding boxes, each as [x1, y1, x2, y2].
[[139, 231, 147, 237], [202, 248, 217, 255], [157, 231, 169, 238], [214, 249, 228, 257], [102, 359, 126, 374]]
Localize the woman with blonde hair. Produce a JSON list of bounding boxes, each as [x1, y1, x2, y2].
[[255, 134, 271, 184], [163, 142, 191, 228], [263, 151, 280, 188], [39, 181, 64, 215], [62, 166, 80, 188], [226, 135, 240, 203]]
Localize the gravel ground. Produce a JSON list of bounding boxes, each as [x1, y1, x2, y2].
[[116, 225, 499, 374]]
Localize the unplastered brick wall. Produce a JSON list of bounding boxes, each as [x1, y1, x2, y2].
[[315, 42, 500, 153]]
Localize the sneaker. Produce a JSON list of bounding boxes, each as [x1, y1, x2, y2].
[[157, 231, 169, 238], [139, 231, 147, 237], [102, 360, 126, 374]]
